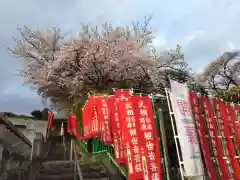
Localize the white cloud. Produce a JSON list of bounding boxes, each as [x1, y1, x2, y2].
[[0, 0, 240, 113]]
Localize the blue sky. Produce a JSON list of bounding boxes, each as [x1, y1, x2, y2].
[[0, 0, 239, 114]]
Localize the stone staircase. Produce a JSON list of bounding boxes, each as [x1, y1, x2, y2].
[[35, 161, 78, 180], [34, 136, 109, 180]]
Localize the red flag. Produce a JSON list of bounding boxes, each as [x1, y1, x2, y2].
[[67, 114, 85, 140], [47, 111, 55, 130], [113, 89, 132, 145], [227, 104, 240, 152], [108, 96, 127, 163], [200, 95, 231, 179], [132, 95, 163, 180], [91, 95, 103, 137], [113, 89, 132, 98], [213, 98, 240, 179], [68, 114, 78, 137], [67, 114, 72, 134], [189, 92, 218, 180], [82, 98, 93, 138], [96, 96, 113, 144], [116, 95, 143, 180], [113, 89, 132, 162]]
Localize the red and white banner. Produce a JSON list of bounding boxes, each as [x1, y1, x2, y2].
[[132, 95, 163, 180], [108, 96, 126, 163], [200, 95, 231, 179], [67, 114, 76, 135], [169, 80, 204, 177], [227, 104, 240, 152], [116, 94, 143, 180], [189, 92, 218, 180], [47, 111, 55, 130], [213, 98, 240, 179], [97, 96, 113, 144], [82, 100, 91, 138]]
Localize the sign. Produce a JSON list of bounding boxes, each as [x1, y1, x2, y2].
[[169, 80, 204, 177], [200, 95, 231, 179], [98, 96, 113, 144], [213, 98, 240, 179], [116, 95, 143, 180], [132, 95, 163, 180], [108, 96, 127, 163], [189, 92, 219, 180]]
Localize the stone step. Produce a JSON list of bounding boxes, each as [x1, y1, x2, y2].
[[39, 168, 107, 179], [36, 173, 79, 180], [39, 167, 74, 175], [82, 171, 107, 179]]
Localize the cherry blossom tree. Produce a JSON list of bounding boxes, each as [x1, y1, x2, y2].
[[196, 51, 240, 102], [197, 52, 240, 90], [10, 17, 190, 111]]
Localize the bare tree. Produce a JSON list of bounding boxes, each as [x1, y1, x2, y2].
[[10, 18, 190, 110]]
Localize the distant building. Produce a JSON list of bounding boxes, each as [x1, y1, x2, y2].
[[7, 117, 47, 142]]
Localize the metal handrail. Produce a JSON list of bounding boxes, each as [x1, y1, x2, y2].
[[73, 141, 83, 180]]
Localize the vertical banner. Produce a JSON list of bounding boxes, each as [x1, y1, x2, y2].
[[200, 95, 231, 179], [108, 96, 126, 163], [95, 95, 104, 137], [82, 103, 90, 138], [227, 104, 240, 152], [113, 89, 132, 162], [47, 111, 55, 130], [89, 95, 100, 137], [132, 95, 163, 180], [116, 95, 143, 180], [47, 111, 55, 137], [99, 96, 113, 144], [169, 80, 204, 177], [68, 114, 83, 140], [67, 114, 72, 134], [68, 114, 78, 137], [213, 98, 240, 179], [189, 92, 219, 180]]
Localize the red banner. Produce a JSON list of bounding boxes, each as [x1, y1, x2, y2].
[[67, 114, 80, 138], [116, 95, 143, 180], [113, 89, 132, 97], [108, 96, 127, 163], [82, 100, 91, 138], [67, 114, 72, 134], [47, 111, 55, 130], [113, 89, 131, 162], [89, 95, 101, 137], [189, 92, 218, 180], [200, 95, 231, 179], [235, 105, 240, 117], [132, 95, 163, 180], [97, 96, 113, 144], [213, 98, 240, 179], [228, 105, 240, 152]]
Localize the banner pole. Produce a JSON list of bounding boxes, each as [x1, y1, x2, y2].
[[151, 95, 167, 180], [157, 108, 170, 180], [165, 88, 185, 180]]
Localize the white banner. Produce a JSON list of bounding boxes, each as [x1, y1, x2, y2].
[[169, 80, 204, 177]]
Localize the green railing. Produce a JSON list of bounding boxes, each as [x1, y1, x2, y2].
[[76, 137, 128, 178], [73, 92, 167, 180]]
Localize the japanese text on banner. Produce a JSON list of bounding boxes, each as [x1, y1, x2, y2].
[[132, 95, 163, 180], [116, 96, 143, 180], [169, 80, 204, 176]]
